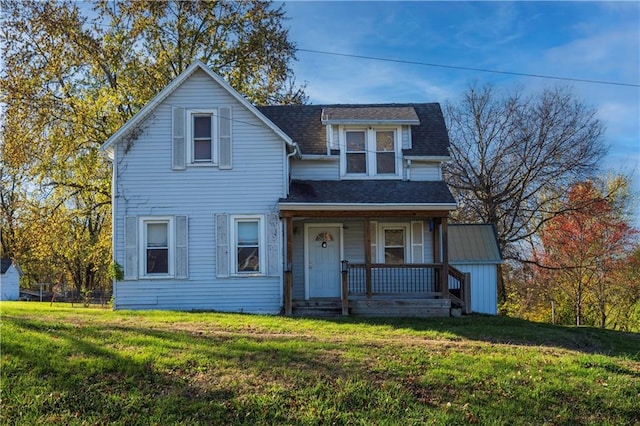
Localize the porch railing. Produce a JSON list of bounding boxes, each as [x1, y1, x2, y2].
[[345, 263, 471, 314], [347, 263, 442, 296]]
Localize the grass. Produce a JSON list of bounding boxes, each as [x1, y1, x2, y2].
[[1, 302, 639, 425]]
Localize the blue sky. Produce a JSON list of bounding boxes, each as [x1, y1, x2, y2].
[[281, 1, 640, 209]]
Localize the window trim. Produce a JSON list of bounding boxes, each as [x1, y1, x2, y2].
[[139, 216, 175, 279], [377, 223, 410, 264], [186, 109, 218, 166], [339, 126, 402, 179], [230, 215, 266, 277]]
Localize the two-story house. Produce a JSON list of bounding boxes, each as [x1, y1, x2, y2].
[[101, 61, 500, 316]]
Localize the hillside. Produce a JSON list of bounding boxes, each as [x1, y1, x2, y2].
[[1, 302, 638, 425]]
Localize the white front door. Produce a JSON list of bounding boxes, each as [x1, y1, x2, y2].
[[307, 225, 341, 298]]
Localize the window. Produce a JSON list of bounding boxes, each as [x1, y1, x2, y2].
[[140, 217, 174, 277], [383, 228, 405, 264], [187, 110, 217, 165], [172, 106, 232, 170], [232, 216, 264, 274], [346, 130, 367, 174], [192, 114, 213, 162], [341, 127, 400, 178]]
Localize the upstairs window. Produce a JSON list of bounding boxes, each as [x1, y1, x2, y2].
[[346, 131, 367, 174], [340, 127, 401, 178], [192, 114, 213, 162], [173, 106, 231, 169], [187, 110, 217, 165]]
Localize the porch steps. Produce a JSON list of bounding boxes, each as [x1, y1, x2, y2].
[[350, 298, 451, 318], [292, 299, 343, 317], [291, 298, 451, 317]]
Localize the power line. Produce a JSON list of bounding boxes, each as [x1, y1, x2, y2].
[[297, 48, 640, 88]]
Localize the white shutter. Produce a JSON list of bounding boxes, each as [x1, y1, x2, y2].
[[172, 107, 186, 170], [218, 106, 232, 169], [266, 213, 280, 276], [175, 216, 188, 279], [370, 221, 378, 263], [402, 126, 412, 150], [411, 221, 424, 263], [124, 217, 138, 279], [215, 213, 229, 277]]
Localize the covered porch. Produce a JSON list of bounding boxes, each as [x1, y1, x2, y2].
[[279, 179, 467, 317]]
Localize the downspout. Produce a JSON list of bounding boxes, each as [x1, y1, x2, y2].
[[109, 145, 118, 310], [284, 142, 299, 196], [281, 142, 299, 309]]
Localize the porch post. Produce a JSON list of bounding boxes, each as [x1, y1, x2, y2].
[[364, 218, 372, 300], [440, 217, 449, 297], [284, 216, 293, 316]]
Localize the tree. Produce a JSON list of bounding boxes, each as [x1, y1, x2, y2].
[[532, 179, 637, 327], [0, 0, 306, 295], [444, 84, 607, 260]]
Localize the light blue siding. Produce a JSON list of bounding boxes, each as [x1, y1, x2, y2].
[[113, 69, 285, 313], [290, 158, 340, 180], [410, 162, 441, 181]]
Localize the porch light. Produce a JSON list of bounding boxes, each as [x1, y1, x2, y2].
[[322, 241, 327, 248], [341, 260, 349, 273]]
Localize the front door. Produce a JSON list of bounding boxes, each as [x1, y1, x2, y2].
[[307, 226, 341, 298]]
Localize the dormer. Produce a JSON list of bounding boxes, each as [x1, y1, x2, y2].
[[321, 106, 420, 179]]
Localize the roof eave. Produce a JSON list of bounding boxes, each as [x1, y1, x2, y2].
[[278, 203, 457, 211], [321, 119, 420, 125]]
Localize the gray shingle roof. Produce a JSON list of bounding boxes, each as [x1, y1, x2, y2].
[[258, 103, 450, 157], [280, 180, 456, 205], [321, 106, 419, 124], [1, 258, 13, 274]]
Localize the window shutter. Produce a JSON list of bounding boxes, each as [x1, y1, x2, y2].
[[411, 221, 424, 263], [218, 106, 232, 169], [124, 216, 138, 280], [370, 221, 378, 263], [175, 216, 188, 279], [266, 213, 280, 276], [172, 107, 186, 170], [215, 213, 229, 277], [402, 126, 412, 150]]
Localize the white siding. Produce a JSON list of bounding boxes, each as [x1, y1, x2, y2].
[[450, 263, 498, 315], [290, 158, 340, 180], [113, 69, 285, 313], [1, 266, 20, 301], [410, 162, 441, 181]]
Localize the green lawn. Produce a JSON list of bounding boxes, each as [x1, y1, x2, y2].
[[1, 302, 638, 425]]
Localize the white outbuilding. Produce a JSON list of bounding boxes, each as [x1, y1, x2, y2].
[[1, 258, 22, 301], [449, 225, 503, 315]]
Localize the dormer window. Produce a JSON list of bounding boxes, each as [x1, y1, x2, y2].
[[340, 127, 401, 178]]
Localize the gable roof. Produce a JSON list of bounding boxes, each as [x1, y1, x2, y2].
[[1, 258, 12, 274], [258, 103, 450, 157], [449, 225, 503, 264], [100, 61, 293, 153], [321, 106, 420, 125], [280, 180, 456, 210], [1, 258, 22, 275]]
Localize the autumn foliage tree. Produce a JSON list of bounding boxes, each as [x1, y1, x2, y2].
[[531, 179, 638, 328], [0, 0, 305, 296]]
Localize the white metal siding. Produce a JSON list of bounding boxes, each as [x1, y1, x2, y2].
[[113, 69, 284, 313], [409, 162, 441, 181], [450, 263, 498, 315], [290, 158, 340, 180], [0, 267, 20, 301]]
